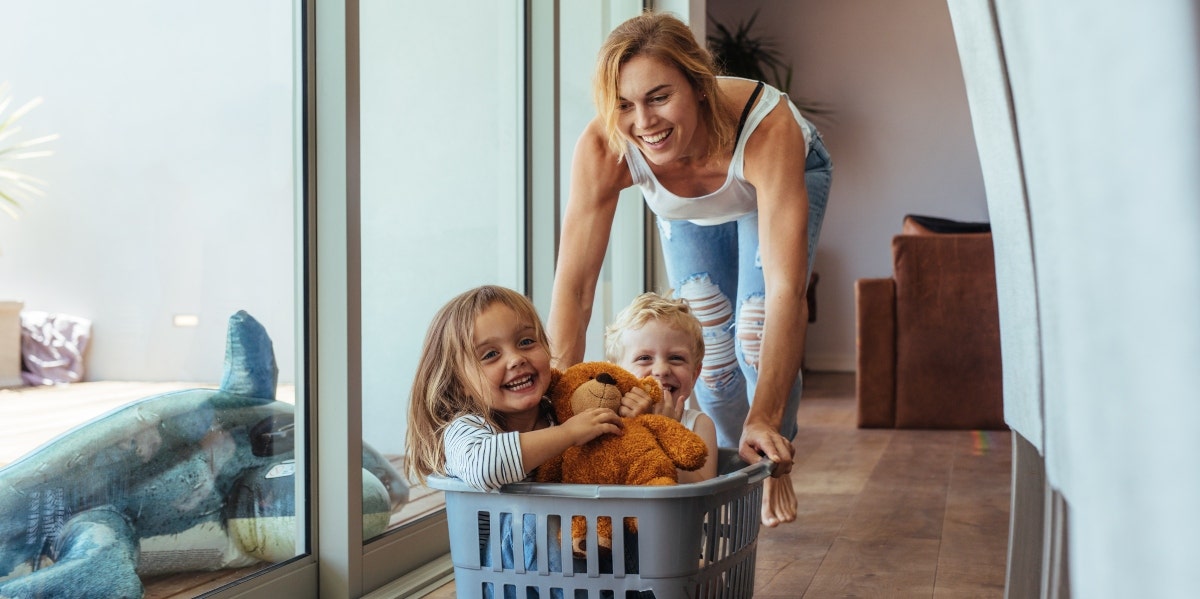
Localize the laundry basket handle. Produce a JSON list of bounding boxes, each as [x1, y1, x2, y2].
[[427, 454, 774, 498]]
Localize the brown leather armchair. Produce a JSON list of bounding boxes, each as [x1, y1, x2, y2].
[[855, 215, 1006, 429]]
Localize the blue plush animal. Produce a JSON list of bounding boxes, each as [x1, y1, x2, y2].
[[0, 311, 408, 599]]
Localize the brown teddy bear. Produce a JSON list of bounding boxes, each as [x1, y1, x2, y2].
[[534, 361, 709, 557]]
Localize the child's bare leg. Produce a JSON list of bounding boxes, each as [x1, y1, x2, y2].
[[762, 472, 797, 527]]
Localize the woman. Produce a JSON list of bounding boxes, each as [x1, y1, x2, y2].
[[548, 11, 832, 527]]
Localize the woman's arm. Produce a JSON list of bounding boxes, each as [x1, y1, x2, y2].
[[738, 101, 812, 475], [548, 120, 633, 367]]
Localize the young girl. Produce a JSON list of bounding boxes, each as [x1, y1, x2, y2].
[[406, 284, 624, 492]]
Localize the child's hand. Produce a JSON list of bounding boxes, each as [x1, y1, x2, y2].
[[649, 387, 686, 422], [618, 386, 657, 418], [564, 407, 623, 445]]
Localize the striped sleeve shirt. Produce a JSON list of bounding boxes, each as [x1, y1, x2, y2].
[[443, 414, 528, 492]]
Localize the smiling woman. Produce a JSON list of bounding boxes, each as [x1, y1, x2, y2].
[[548, 10, 834, 529]]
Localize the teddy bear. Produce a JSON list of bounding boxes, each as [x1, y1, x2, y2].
[[534, 361, 708, 558]]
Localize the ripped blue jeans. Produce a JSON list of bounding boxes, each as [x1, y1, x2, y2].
[[657, 133, 833, 448]]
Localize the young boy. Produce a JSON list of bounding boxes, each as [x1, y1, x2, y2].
[[605, 292, 719, 482]]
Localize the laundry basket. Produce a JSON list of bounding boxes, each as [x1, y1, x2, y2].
[[427, 450, 772, 599]]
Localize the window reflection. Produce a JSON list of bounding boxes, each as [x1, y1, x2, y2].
[[359, 1, 524, 539]]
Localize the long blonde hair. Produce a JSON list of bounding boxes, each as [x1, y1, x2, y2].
[[404, 285, 552, 485], [594, 11, 735, 161]]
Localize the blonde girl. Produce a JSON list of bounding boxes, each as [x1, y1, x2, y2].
[[406, 285, 624, 491]]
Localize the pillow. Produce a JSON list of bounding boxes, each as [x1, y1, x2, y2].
[[902, 214, 992, 235]]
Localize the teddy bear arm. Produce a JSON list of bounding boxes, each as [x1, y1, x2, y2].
[[638, 377, 663, 403], [639, 415, 709, 472]]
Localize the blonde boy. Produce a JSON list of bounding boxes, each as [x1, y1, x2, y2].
[[605, 292, 719, 482]]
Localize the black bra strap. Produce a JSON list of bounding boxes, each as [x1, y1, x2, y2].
[[734, 81, 766, 143]]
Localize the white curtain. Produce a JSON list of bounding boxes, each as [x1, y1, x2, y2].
[[950, 1, 1200, 596]]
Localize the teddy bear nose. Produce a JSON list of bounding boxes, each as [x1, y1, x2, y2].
[[595, 372, 616, 386]]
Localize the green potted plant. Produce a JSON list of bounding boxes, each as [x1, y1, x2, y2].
[[707, 10, 831, 121], [0, 81, 58, 223]]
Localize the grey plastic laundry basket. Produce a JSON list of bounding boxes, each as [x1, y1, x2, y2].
[[427, 450, 772, 599]]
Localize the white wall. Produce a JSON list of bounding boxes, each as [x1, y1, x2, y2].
[[0, 0, 298, 383], [708, 0, 988, 371]]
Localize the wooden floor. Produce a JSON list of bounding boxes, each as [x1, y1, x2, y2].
[[0, 381, 235, 467], [424, 372, 1013, 598]]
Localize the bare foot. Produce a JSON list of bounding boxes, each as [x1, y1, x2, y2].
[[762, 472, 798, 527]]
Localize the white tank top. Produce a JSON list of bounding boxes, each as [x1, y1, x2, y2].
[[680, 408, 705, 432], [625, 78, 813, 226]]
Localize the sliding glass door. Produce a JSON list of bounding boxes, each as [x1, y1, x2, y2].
[[0, 1, 309, 597]]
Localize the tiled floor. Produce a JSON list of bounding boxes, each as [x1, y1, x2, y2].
[[425, 371, 1012, 597]]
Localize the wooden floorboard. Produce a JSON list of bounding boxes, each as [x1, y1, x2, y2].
[[935, 431, 1011, 597], [0, 381, 296, 467]]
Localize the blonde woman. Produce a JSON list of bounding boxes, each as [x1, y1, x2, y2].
[[548, 12, 833, 527]]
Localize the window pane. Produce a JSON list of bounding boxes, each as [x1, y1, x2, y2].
[[359, 0, 524, 539], [0, 1, 306, 597], [556, 1, 649, 360]]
